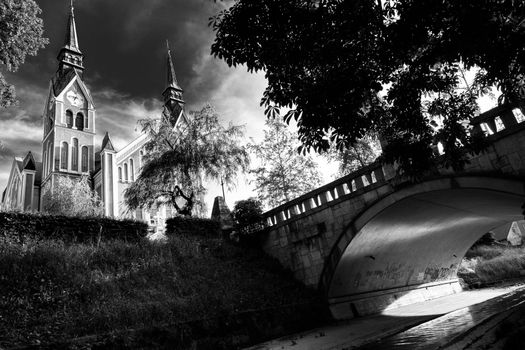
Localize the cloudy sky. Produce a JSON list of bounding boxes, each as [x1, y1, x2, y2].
[[0, 0, 501, 214], [0, 0, 302, 211]]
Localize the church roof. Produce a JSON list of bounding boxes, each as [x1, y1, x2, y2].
[[14, 153, 43, 186], [22, 151, 37, 171], [52, 68, 77, 96], [64, 1, 81, 54], [15, 157, 24, 172], [166, 43, 183, 92], [101, 132, 115, 152]]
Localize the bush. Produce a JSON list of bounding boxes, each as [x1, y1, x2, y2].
[[41, 176, 104, 217], [165, 216, 220, 238], [232, 198, 263, 227], [0, 211, 147, 244], [231, 198, 267, 241]]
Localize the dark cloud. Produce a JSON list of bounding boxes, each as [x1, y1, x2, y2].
[[15, 0, 233, 102]]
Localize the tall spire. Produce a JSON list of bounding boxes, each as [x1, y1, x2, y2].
[[165, 41, 182, 92], [64, 0, 80, 52], [162, 41, 185, 127], [57, 0, 84, 73]]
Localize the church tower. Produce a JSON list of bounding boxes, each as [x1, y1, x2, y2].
[[41, 1, 96, 195], [162, 42, 186, 127]]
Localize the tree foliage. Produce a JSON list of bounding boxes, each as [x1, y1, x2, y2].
[[0, 0, 48, 108], [210, 0, 525, 177], [124, 104, 250, 217], [232, 198, 263, 227], [326, 135, 382, 178], [42, 176, 104, 217], [249, 118, 322, 208]]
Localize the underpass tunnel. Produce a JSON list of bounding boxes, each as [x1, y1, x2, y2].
[[327, 187, 524, 319]]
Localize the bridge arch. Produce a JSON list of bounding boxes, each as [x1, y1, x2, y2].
[[322, 175, 525, 319]]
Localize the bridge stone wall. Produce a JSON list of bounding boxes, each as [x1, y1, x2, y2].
[[260, 165, 395, 288], [260, 104, 525, 292]]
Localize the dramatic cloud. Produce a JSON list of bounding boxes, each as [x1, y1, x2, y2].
[[0, 0, 338, 211], [0, 0, 278, 209]]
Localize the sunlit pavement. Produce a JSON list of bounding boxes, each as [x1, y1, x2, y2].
[[245, 284, 525, 350]]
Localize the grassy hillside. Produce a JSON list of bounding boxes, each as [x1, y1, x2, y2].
[[0, 234, 326, 349]]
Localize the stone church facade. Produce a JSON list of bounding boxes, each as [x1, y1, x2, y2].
[[1, 4, 187, 232]]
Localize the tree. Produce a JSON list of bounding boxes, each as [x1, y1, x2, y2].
[[210, 1, 525, 177], [0, 0, 47, 108], [124, 104, 250, 217], [231, 198, 266, 243], [232, 198, 263, 228], [326, 135, 382, 178], [249, 118, 322, 208], [42, 176, 104, 217]]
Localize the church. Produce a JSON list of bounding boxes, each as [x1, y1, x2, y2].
[[1, 3, 187, 232]]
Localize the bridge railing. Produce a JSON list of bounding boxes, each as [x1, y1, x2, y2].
[[263, 104, 525, 229], [470, 103, 525, 137], [263, 161, 391, 228]]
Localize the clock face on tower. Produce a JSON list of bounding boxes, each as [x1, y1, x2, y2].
[[66, 89, 84, 107]]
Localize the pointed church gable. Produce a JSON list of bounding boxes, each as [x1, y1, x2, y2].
[[176, 110, 188, 128], [52, 68, 77, 97], [74, 77, 95, 109], [22, 152, 37, 171], [101, 132, 116, 152], [55, 74, 94, 109], [2, 158, 23, 208]]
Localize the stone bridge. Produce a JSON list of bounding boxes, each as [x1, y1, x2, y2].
[[259, 104, 525, 319]]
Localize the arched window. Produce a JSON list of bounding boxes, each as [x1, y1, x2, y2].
[[66, 110, 73, 128], [139, 150, 144, 168], [124, 163, 129, 182], [130, 159, 134, 181], [76, 113, 84, 131], [43, 152, 47, 178], [72, 138, 79, 171], [48, 143, 53, 174], [60, 141, 69, 170], [118, 167, 123, 182], [85, 113, 89, 129], [81, 146, 88, 172]]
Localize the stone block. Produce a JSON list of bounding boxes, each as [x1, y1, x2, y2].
[[362, 190, 378, 204], [312, 251, 322, 261], [303, 257, 311, 268]]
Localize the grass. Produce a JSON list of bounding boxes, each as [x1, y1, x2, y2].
[[458, 244, 525, 287], [0, 235, 323, 348]]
